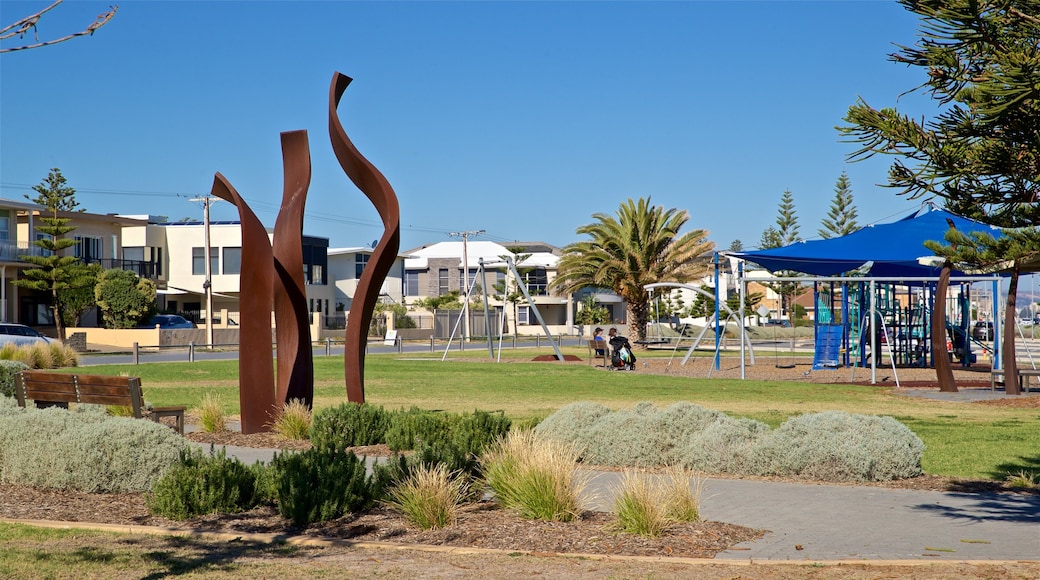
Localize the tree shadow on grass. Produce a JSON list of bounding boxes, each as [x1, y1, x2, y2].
[[132, 534, 304, 579]]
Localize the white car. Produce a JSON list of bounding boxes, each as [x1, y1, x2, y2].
[[0, 323, 52, 347]]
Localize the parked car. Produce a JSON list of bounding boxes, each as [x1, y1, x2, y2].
[[0, 323, 52, 347], [762, 319, 792, 328], [139, 315, 196, 329], [972, 321, 994, 341]]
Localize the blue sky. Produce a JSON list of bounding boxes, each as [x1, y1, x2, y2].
[[1, 1, 940, 253]]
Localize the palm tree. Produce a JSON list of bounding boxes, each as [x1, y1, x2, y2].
[[551, 197, 715, 342]]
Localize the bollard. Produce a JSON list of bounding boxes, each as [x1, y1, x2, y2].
[[132, 342, 139, 365], [188, 342, 195, 363], [430, 335, 435, 352], [536, 335, 540, 348], [326, 337, 331, 356], [397, 336, 403, 353]]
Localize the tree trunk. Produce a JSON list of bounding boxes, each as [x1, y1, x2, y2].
[[628, 301, 649, 343], [51, 289, 66, 343], [1003, 266, 1021, 395], [932, 264, 958, 392]]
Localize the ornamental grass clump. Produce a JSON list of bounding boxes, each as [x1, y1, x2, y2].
[[197, 393, 228, 433], [481, 429, 588, 522], [661, 464, 701, 523], [613, 471, 670, 538], [385, 463, 468, 530], [272, 399, 312, 441], [47, 342, 78, 368]]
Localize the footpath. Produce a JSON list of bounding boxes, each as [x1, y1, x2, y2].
[[201, 442, 1040, 562]]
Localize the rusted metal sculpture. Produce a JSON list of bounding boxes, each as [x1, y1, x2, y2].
[[210, 173, 277, 434], [272, 130, 314, 407], [329, 72, 402, 404]]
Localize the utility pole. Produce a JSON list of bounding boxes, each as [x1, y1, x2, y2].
[[448, 229, 484, 342], [190, 196, 221, 348]]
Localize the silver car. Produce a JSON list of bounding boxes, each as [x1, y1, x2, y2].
[[0, 323, 52, 346]]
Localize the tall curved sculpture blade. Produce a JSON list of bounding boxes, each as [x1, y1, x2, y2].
[[329, 72, 402, 404], [210, 172, 277, 433], [273, 130, 314, 408]]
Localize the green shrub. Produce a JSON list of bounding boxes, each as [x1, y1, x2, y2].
[[0, 360, 28, 399], [272, 448, 379, 526], [0, 343, 17, 361], [272, 399, 312, 441], [385, 408, 453, 451], [385, 463, 468, 529], [749, 411, 924, 482], [311, 402, 390, 451], [0, 407, 187, 492], [533, 401, 611, 455], [481, 430, 587, 522], [148, 447, 265, 520], [451, 410, 511, 456]]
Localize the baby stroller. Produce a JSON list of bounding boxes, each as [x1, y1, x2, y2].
[[608, 335, 637, 371]]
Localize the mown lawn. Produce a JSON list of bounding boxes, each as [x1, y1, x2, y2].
[[71, 349, 1040, 481]]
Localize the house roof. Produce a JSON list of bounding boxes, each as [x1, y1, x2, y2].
[[405, 241, 514, 269]]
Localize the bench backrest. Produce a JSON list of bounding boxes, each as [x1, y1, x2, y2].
[[15, 371, 144, 418]]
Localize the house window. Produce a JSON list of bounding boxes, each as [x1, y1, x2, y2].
[[438, 268, 449, 296], [459, 268, 476, 291], [74, 236, 103, 262], [0, 209, 9, 242], [192, 247, 218, 275], [223, 247, 241, 275], [36, 232, 52, 257], [518, 306, 530, 325], [355, 254, 368, 279], [310, 264, 323, 285], [405, 271, 419, 296]]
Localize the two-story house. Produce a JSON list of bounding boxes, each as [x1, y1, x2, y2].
[[120, 216, 333, 326]]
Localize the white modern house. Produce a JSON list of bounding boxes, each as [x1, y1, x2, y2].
[[401, 240, 578, 336], [327, 246, 410, 312]]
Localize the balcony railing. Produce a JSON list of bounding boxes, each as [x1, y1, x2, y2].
[[81, 258, 161, 279]]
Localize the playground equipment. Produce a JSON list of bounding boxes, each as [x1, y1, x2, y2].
[[441, 256, 563, 362]]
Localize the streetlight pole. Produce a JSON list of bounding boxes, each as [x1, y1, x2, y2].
[[190, 196, 220, 348], [448, 229, 484, 343]]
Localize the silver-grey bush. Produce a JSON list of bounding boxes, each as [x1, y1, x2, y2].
[[749, 411, 924, 481], [533, 401, 611, 457], [0, 405, 188, 492]]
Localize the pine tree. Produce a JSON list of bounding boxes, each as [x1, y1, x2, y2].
[[840, 0, 1040, 393], [759, 190, 804, 324], [15, 168, 89, 341], [819, 172, 859, 239], [775, 190, 801, 246]]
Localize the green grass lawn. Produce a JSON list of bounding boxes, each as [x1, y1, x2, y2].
[[73, 348, 1040, 481]]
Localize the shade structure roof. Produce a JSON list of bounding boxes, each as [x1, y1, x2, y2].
[[732, 205, 1004, 277]]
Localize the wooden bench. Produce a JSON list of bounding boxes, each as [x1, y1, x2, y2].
[[989, 368, 1040, 393], [587, 339, 609, 367], [14, 370, 186, 434]]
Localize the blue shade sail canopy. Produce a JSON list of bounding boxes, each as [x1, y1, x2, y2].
[[732, 206, 1004, 277]]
